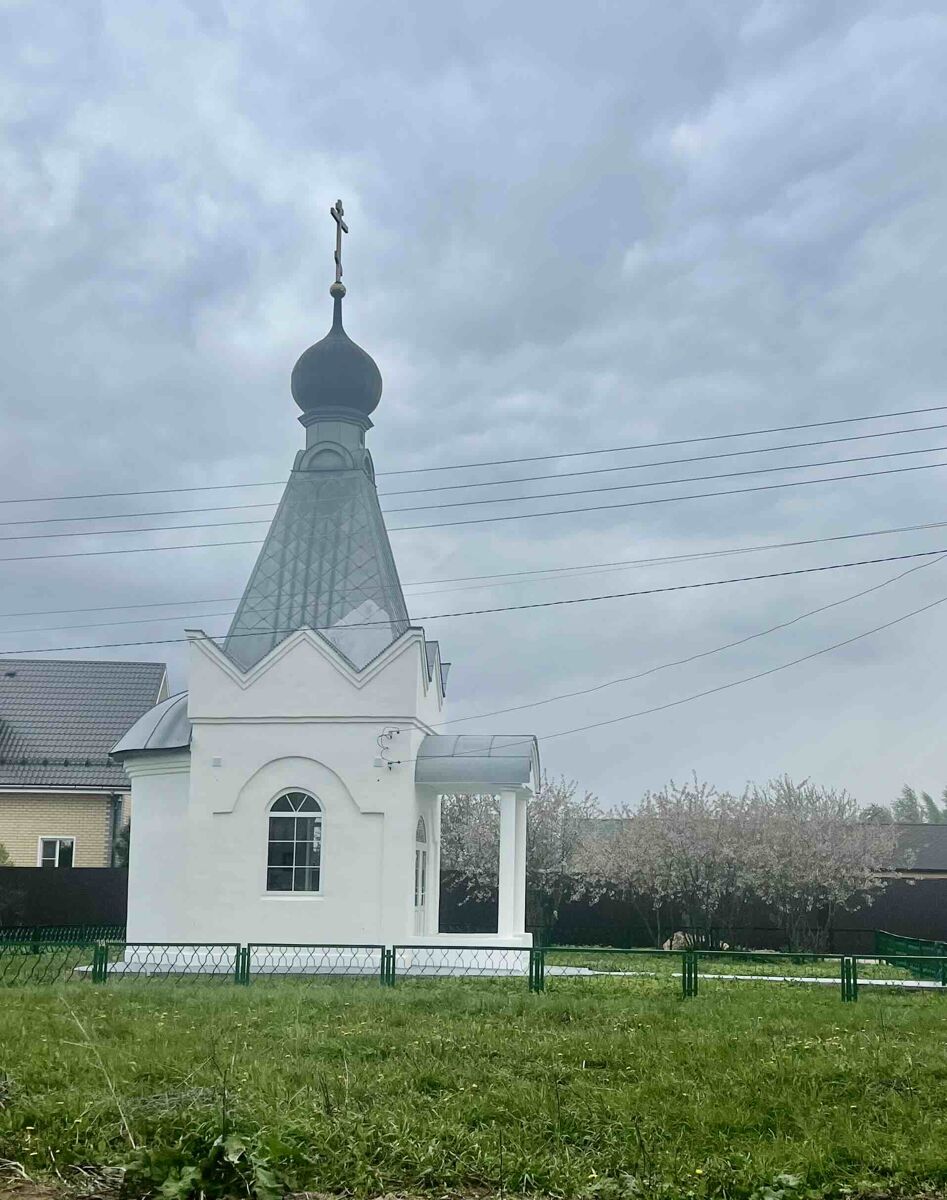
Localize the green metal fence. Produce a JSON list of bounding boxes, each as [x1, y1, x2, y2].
[[876, 929, 947, 981], [1, 932, 945, 1003]]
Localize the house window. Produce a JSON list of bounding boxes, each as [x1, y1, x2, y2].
[[266, 792, 322, 893], [414, 816, 428, 927], [39, 838, 75, 868]]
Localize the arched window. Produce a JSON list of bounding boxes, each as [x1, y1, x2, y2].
[[266, 791, 322, 893], [413, 815, 428, 931]]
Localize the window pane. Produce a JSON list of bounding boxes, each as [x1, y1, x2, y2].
[[40, 840, 57, 867], [294, 865, 320, 892], [295, 796, 318, 812], [268, 816, 296, 841], [294, 814, 320, 842], [295, 834, 321, 869], [270, 796, 293, 813], [58, 839, 74, 868], [266, 867, 293, 891], [267, 842, 295, 867]]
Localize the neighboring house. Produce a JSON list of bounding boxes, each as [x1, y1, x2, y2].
[[887, 823, 947, 880], [0, 658, 167, 867]]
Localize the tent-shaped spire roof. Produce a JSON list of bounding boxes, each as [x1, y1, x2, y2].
[[224, 210, 410, 672]]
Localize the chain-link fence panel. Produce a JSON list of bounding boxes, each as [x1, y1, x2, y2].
[[391, 944, 530, 981], [0, 941, 96, 985], [245, 944, 384, 982], [100, 943, 241, 983]]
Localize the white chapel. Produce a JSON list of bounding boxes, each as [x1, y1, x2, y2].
[[112, 206, 538, 953]]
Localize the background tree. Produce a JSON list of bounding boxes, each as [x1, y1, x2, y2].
[[871, 785, 947, 824], [112, 821, 131, 867], [747, 776, 900, 950], [440, 775, 605, 930], [580, 777, 756, 945], [858, 804, 894, 823]]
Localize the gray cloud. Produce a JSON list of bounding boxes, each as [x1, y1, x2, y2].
[[2, 0, 947, 808]]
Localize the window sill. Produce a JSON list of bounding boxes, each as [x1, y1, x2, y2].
[[261, 893, 325, 901]]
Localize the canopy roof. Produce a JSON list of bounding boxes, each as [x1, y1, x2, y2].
[[111, 692, 191, 760], [415, 734, 539, 790]]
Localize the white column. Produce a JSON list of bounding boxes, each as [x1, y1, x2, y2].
[[430, 794, 442, 936], [513, 794, 527, 932], [497, 790, 518, 936]]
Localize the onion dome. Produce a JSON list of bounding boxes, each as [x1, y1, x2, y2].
[[291, 282, 383, 420]]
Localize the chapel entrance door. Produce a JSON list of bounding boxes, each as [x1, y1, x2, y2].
[[413, 816, 428, 935]]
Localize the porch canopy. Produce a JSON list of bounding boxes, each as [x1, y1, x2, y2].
[[416, 734, 539, 938], [414, 734, 539, 790]]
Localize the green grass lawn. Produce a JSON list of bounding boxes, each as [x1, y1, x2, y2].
[[1, 979, 947, 1198]]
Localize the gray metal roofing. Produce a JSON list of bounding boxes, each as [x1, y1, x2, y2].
[[224, 465, 410, 672], [0, 658, 167, 789], [111, 692, 191, 759], [894, 823, 947, 871], [415, 734, 540, 789]]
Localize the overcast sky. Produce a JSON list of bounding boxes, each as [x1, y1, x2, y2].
[[2, 1, 947, 809]]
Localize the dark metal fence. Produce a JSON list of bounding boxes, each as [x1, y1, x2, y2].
[[0, 923, 125, 945]]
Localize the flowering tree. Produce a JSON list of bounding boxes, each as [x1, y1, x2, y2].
[[440, 775, 605, 929], [578, 775, 901, 950], [578, 777, 757, 944], [746, 776, 901, 950]]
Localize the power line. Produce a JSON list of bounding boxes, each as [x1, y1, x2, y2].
[[378, 405, 947, 476], [437, 552, 947, 725], [4, 516, 947, 625], [383, 441, 947, 515], [379, 420, 947, 496], [4, 545, 947, 656], [5, 419, 947, 529], [391, 580, 947, 761], [3, 453, 947, 555], [1, 403, 946, 508], [389, 459, 947, 533], [6, 438, 947, 545]]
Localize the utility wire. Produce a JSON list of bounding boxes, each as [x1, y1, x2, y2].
[[390, 459, 947, 533], [4, 437, 947, 544], [1, 403, 945, 507], [4, 419, 947, 528], [437, 552, 947, 725], [3, 454, 947, 555], [384, 441, 947, 514], [4, 546, 947, 656], [391, 578, 947, 761], [4, 516, 947, 625]]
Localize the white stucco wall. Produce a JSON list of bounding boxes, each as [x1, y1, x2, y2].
[[126, 628, 450, 946], [124, 626, 530, 951], [124, 752, 190, 941]]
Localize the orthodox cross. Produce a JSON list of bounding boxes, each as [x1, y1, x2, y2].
[[330, 199, 348, 284]]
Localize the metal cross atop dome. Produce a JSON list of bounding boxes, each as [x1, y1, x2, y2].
[[330, 199, 348, 288]]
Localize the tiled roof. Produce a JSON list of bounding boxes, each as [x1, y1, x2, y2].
[[0, 658, 167, 790]]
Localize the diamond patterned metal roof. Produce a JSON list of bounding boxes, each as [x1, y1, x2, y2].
[[0, 658, 167, 789], [224, 466, 411, 671]]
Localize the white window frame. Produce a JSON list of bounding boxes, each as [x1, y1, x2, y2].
[[414, 816, 428, 932], [263, 790, 324, 898], [36, 836, 77, 868]]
